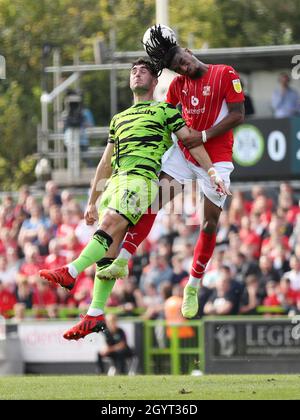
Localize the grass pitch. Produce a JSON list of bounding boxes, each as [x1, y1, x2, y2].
[[1, 375, 300, 400]]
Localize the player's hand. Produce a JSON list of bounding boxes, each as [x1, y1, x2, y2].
[[183, 137, 203, 150], [84, 204, 98, 225], [208, 168, 232, 197]]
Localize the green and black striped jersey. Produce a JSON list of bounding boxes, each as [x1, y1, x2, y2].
[[108, 101, 186, 174]]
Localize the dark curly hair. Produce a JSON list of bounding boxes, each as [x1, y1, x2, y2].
[[142, 25, 180, 75]]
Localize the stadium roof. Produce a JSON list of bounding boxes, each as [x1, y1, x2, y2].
[[114, 44, 300, 73]]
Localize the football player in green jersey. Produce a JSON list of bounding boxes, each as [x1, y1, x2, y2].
[[40, 58, 228, 340]]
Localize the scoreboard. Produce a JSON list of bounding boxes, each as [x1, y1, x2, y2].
[[232, 117, 300, 181]]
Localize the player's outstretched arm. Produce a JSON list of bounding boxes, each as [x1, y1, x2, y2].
[[174, 126, 231, 196], [85, 142, 114, 225]]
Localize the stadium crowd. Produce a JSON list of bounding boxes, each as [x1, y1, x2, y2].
[[0, 180, 300, 321]]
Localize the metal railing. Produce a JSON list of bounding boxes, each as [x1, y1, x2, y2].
[[144, 320, 205, 375]]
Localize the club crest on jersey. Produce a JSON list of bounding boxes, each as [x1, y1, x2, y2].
[[203, 86, 211, 96], [191, 96, 199, 106], [232, 79, 242, 93]]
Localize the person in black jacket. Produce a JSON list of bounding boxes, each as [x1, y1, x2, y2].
[[97, 314, 133, 375]]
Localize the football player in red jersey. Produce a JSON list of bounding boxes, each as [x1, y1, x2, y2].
[[98, 25, 245, 318]]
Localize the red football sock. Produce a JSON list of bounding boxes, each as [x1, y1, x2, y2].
[[122, 211, 157, 255], [190, 231, 217, 279]]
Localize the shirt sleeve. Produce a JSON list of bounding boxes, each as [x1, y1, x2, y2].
[[164, 103, 186, 133], [107, 116, 116, 144], [223, 66, 245, 103], [166, 77, 181, 106]]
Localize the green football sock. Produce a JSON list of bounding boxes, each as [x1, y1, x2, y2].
[[72, 230, 113, 275], [90, 258, 116, 311]]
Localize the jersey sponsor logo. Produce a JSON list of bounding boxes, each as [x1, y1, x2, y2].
[[186, 106, 206, 115], [125, 109, 156, 116], [232, 79, 242, 94], [203, 86, 211, 96], [191, 96, 199, 106]]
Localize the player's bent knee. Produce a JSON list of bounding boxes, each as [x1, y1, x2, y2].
[[99, 209, 128, 235]]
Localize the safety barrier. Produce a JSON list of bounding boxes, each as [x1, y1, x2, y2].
[[144, 320, 204, 375]]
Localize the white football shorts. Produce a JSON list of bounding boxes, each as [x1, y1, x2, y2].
[[161, 144, 234, 209]]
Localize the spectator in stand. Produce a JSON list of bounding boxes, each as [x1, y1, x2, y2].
[[228, 191, 246, 226], [44, 239, 67, 270], [139, 253, 173, 293], [272, 245, 291, 277], [156, 237, 173, 265], [10, 207, 28, 245], [276, 277, 298, 313], [45, 181, 62, 206], [203, 266, 241, 316], [66, 201, 83, 225], [230, 252, 260, 284], [19, 244, 43, 280], [72, 267, 94, 311], [13, 185, 31, 218], [60, 189, 76, 210], [0, 255, 18, 290], [271, 72, 300, 118], [14, 275, 34, 321], [239, 275, 261, 315], [251, 194, 273, 228], [239, 215, 262, 259], [142, 281, 172, 320], [295, 243, 300, 261], [61, 233, 83, 261], [129, 240, 151, 281], [48, 205, 63, 237], [5, 247, 21, 280], [0, 227, 18, 256], [227, 231, 242, 256], [202, 251, 224, 290], [75, 218, 95, 247], [283, 255, 300, 292], [0, 279, 16, 318], [0, 195, 15, 228], [179, 242, 195, 273], [263, 281, 280, 307], [261, 214, 291, 257], [56, 208, 77, 242], [258, 255, 280, 297], [113, 277, 142, 316], [32, 277, 57, 318], [277, 186, 300, 226], [36, 226, 51, 257], [56, 287, 76, 310], [170, 254, 189, 285], [290, 215, 300, 250], [216, 210, 238, 248], [140, 283, 164, 320], [172, 222, 198, 252], [18, 203, 50, 247]]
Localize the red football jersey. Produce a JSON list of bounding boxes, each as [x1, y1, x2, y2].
[[166, 64, 245, 164]]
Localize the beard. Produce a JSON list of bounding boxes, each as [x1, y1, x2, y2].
[[189, 67, 204, 80]]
